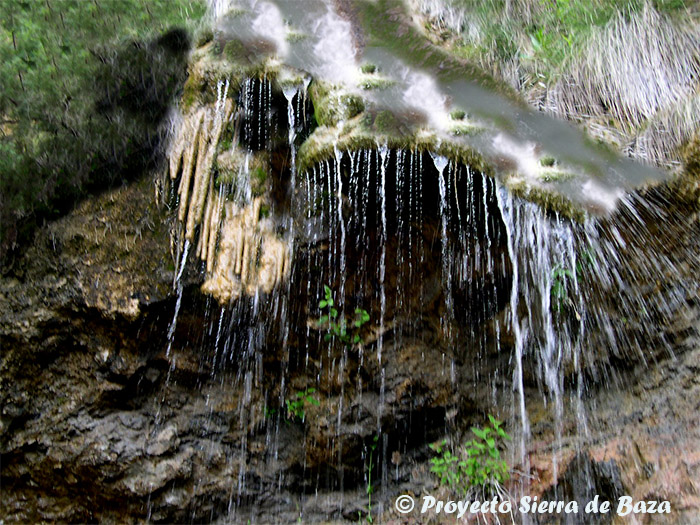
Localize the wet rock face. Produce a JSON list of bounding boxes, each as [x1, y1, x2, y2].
[[2, 155, 700, 524], [0, 169, 458, 523]]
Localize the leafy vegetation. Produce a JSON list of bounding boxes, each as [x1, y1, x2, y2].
[[550, 248, 596, 314], [361, 435, 379, 523], [430, 415, 511, 496], [285, 388, 320, 422], [0, 0, 206, 262], [318, 285, 371, 346]]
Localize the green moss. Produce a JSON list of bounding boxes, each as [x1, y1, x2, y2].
[[360, 63, 377, 74], [224, 39, 249, 64], [359, 77, 395, 90], [252, 166, 268, 196], [507, 180, 585, 222], [540, 171, 575, 183], [450, 109, 466, 120], [286, 31, 308, 42], [182, 67, 206, 110], [373, 110, 400, 134], [195, 28, 214, 48], [308, 81, 365, 127], [259, 203, 271, 219], [540, 156, 556, 167], [450, 124, 482, 137]]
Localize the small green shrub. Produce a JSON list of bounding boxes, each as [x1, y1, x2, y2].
[[285, 388, 320, 422], [540, 155, 556, 167], [551, 264, 574, 312], [430, 415, 511, 496], [450, 109, 466, 120], [318, 285, 370, 346], [551, 248, 595, 314], [363, 435, 379, 523], [360, 63, 377, 74]]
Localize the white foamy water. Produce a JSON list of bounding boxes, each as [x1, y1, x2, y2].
[[312, 11, 359, 86], [252, 1, 289, 58], [401, 70, 450, 131], [492, 133, 541, 179]]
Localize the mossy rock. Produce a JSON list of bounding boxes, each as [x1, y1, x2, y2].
[[373, 110, 401, 134], [251, 165, 269, 196], [223, 39, 249, 64], [308, 81, 365, 127], [360, 63, 377, 74], [506, 179, 585, 223], [297, 113, 490, 177], [180, 46, 244, 110], [450, 109, 466, 120], [450, 124, 482, 137], [182, 65, 208, 110], [286, 31, 308, 43], [195, 28, 214, 48], [215, 149, 270, 198], [359, 77, 395, 91], [540, 170, 575, 183]]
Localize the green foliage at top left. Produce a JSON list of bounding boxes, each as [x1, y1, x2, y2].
[[0, 0, 206, 264]]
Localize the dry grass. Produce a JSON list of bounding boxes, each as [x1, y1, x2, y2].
[[547, 6, 700, 126], [411, 0, 700, 167]]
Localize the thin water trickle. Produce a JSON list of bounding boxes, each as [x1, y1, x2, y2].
[[145, 1, 697, 520]]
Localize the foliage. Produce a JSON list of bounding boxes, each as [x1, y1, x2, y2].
[[551, 248, 596, 313], [0, 0, 206, 261], [430, 415, 511, 496], [285, 388, 320, 422], [318, 285, 371, 346], [551, 264, 575, 313], [362, 435, 379, 523]]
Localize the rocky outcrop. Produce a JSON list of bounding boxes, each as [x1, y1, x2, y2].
[[1, 148, 699, 523], [2, 4, 700, 523]]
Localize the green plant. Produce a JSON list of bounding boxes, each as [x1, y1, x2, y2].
[[285, 388, 320, 422], [551, 248, 596, 313], [551, 264, 574, 312], [364, 435, 379, 523], [360, 63, 377, 74], [540, 155, 556, 167], [430, 415, 511, 496], [318, 285, 370, 346], [449, 109, 466, 120], [0, 0, 206, 259]]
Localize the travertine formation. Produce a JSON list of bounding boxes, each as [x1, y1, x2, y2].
[[202, 197, 290, 302], [167, 94, 290, 302]]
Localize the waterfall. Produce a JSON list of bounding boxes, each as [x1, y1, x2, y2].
[[152, 2, 696, 519]]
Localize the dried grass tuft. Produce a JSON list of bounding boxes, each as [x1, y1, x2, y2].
[[547, 5, 700, 130]]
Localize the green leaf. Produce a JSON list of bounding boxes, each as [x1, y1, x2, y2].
[[319, 300, 327, 308], [472, 427, 487, 439]]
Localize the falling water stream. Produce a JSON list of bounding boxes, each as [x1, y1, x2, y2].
[[144, 0, 698, 522]]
